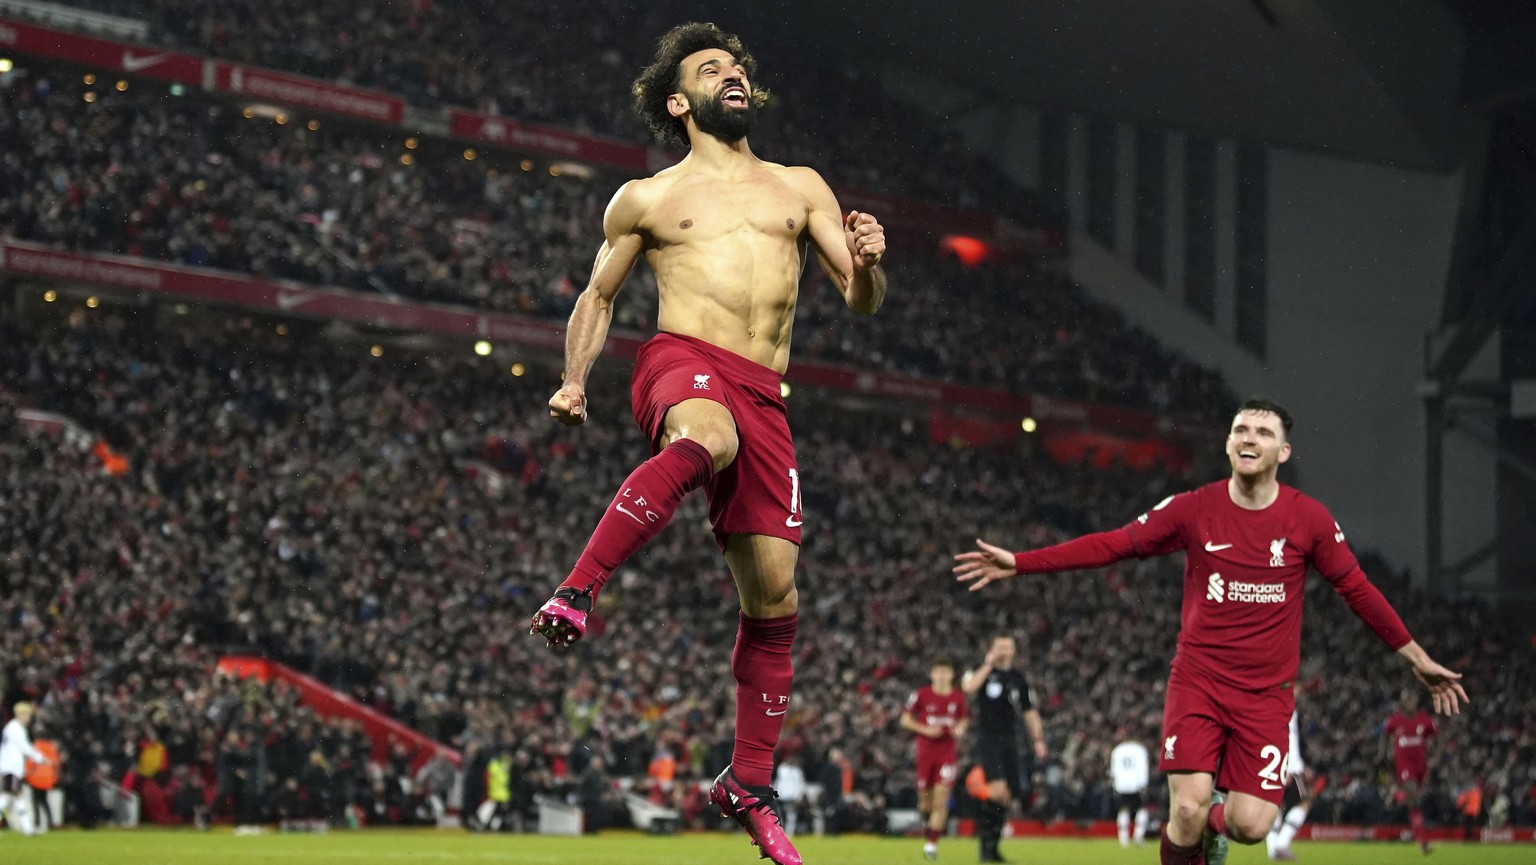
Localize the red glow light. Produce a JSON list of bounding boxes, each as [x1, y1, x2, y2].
[[940, 234, 991, 267]]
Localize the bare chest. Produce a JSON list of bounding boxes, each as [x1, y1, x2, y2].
[[646, 176, 808, 247]]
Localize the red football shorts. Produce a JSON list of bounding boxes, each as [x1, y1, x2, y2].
[[915, 742, 959, 792], [630, 332, 802, 548], [1395, 761, 1428, 786], [1159, 668, 1295, 806]]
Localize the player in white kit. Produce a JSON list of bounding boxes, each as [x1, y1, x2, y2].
[[1, 702, 50, 835], [1110, 735, 1151, 848], [1266, 711, 1311, 860]]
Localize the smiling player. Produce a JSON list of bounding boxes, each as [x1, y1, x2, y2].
[[953, 398, 1467, 865], [527, 21, 887, 865]]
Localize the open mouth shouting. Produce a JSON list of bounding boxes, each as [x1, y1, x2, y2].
[[1235, 448, 1261, 467], [720, 80, 750, 108]]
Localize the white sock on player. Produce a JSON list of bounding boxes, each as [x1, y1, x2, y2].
[[7, 795, 31, 835], [1134, 807, 1148, 845], [1275, 805, 1307, 850], [1117, 809, 1131, 846]]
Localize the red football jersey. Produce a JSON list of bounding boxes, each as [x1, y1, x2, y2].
[[1013, 481, 1411, 691], [1385, 710, 1437, 768], [905, 685, 967, 748]]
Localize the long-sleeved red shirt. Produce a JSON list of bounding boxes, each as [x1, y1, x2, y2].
[[1013, 481, 1411, 691]]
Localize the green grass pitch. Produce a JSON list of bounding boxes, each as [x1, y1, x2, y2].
[[1, 828, 1528, 864]]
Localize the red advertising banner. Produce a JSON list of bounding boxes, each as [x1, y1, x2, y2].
[[211, 62, 404, 124], [449, 108, 651, 172], [0, 241, 1188, 438], [948, 819, 1536, 843], [218, 656, 459, 771], [0, 17, 201, 84], [0, 241, 591, 350], [1299, 824, 1536, 844]]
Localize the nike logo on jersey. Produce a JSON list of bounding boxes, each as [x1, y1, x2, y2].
[[1204, 542, 1234, 552], [765, 708, 787, 717]]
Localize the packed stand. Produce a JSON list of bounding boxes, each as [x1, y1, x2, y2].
[[0, 310, 1531, 832], [0, 70, 1231, 418], [20, 0, 1039, 220]]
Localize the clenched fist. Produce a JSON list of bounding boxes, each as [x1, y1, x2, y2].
[[548, 383, 587, 426]]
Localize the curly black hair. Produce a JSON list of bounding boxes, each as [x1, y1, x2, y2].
[[631, 22, 769, 147]]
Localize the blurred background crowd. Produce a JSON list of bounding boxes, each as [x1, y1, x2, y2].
[[0, 0, 1531, 839], [1, 314, 1531, 832]]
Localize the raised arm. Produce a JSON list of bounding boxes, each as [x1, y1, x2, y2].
[[960, 646, 998, 695], [792, 167, 886, 315], [548, 181, 648, 425]]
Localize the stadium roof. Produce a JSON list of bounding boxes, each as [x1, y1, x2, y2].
[[796, 0, 1502, 171]]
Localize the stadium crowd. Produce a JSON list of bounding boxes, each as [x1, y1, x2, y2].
[[0, 72, 1229, 418], [21, 0, 1035, 220], [0, 311, 1532, 833], [0, 0, 1530, 838]]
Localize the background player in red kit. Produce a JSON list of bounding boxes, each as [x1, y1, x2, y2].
[[1383, 691, 1439, 854], [953, 398, 1468, 865], [900, 657, 969, 860]]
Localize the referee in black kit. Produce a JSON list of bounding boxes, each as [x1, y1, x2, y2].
[[961, 635, 1047, 863]]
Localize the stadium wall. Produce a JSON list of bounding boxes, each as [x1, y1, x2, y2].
[[918, 86, 1487, 586], [1262, 151, 1475, 586], [1069, 149, 1472, 585]]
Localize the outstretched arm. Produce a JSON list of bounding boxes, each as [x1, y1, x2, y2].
[[795, 168, 886, 315], [1395, 640, 1469, 716], [1310, 506, 1468, 715], [955, 493, 1188, 591], [953, 530, 1139, 591], [548, 181, 647, 426]]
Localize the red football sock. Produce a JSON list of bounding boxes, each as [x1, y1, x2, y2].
[[560, 439, 714, 603], [1161, 826, 1205, 865], [1206, 800, 1229, 838], [731, 611, 798, 786], [925, 827, 940, 844], [1410, 808, 1425, 844]]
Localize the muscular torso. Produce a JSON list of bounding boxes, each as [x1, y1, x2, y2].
[[635, 160, 813, 372]]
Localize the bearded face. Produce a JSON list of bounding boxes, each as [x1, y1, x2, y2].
[[685, 77, 757, 142]]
